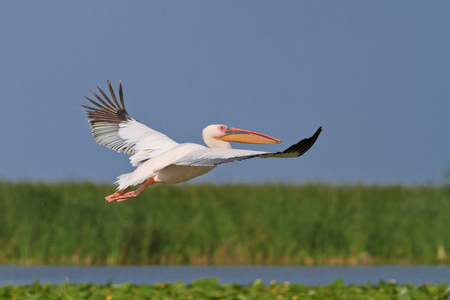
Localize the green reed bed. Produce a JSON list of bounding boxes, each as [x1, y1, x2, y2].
[[1, 279, 449, 300], [0, 181, 449, 265]]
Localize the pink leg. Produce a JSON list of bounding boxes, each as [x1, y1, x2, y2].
[[110, 176, 156, 202]]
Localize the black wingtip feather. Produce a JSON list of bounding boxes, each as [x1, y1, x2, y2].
[[118, 80, 126, 109], [282, 126, 322, 156], [107, 80, 122, 108], [83, 81, 131, 124], [95, 86, 115, 108]]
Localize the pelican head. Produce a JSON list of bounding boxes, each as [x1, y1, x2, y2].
[[202, 124, 281, 149]]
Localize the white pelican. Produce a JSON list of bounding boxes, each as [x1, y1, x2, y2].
[[83, 81, 322, 202]]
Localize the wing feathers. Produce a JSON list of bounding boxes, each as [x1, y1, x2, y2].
[[83, 80, 179, 161], [95, 88, 117, 112], [118, 81, 125, 108], [107, 80, 122, 108], [83, 85, 130, 125]]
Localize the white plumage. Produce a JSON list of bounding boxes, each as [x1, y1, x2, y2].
[[83, 80, 322, 202]]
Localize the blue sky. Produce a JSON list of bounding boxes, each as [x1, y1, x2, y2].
[[1, 1, 449, 184]]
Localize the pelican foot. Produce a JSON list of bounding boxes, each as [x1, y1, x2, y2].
[[112, 191, 141, 202], [105, 188, 130, 202]]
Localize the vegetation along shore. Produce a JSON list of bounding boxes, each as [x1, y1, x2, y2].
[[1, 279, 449, 300], [0, 181, 449, 266]]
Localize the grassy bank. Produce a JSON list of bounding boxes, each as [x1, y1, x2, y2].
[[0, 181, 449, 265], [1, 279, 449, 300]]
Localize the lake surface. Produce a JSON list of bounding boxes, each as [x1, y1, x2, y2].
[[1, 266, 450, 286]]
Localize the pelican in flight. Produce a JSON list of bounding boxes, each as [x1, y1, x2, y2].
[[83, 81, 322, 202]]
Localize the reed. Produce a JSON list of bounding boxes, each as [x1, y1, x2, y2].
[[0, 181, 449, 265]]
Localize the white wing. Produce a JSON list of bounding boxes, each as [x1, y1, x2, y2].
[[83, 80, 179, 166], [162, 127, 322, 168]]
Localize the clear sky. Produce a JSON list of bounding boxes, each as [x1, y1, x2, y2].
[[1, 1, 449, 185]]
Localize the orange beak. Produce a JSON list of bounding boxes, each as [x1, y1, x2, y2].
[[217, 127, 281, 144]]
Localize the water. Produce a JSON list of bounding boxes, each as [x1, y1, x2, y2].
[[1, 266, 449, 286]]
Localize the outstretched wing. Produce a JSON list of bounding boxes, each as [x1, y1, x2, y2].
[[171, 127, 322, 167], [82, 80, 178, 166]]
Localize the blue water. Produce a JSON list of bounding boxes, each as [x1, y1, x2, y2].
[[1, 266, 449, 286]]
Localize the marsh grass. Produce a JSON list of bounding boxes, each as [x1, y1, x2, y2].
[[0, 181, 449, 265]]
